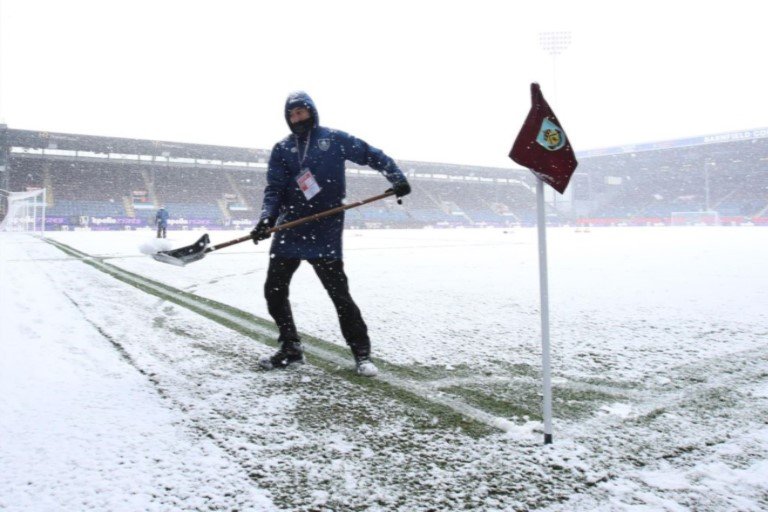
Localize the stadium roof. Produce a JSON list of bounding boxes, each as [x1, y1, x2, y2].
[[577, 127, 768, 158], [3, 127, 269, 163]]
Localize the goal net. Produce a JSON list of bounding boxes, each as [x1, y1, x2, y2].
[[670, 210, 720, 226], [0, 188, 47, 233]]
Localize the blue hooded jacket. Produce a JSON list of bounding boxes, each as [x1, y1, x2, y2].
[[260, 91, 407, 259], [155, 207, 169, 227]]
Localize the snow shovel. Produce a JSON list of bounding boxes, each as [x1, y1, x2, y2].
[[152, 190, 396, 267]]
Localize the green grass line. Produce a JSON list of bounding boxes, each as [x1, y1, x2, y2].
[[44, 238, 510, 436], [46, 238, 637, 434]]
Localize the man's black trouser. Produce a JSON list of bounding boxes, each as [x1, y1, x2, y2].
[[264, 257, 370, 358]]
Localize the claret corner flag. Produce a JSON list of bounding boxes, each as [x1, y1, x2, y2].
[[509, 83, 578, 193], [507, 83, 578, 445]]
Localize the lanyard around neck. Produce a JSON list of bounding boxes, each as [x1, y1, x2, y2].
[[295, 132, 311, 168]]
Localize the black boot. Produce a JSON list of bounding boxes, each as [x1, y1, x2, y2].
[[259, 341, 305, 370]]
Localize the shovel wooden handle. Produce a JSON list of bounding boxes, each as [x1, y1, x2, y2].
[[210, 190, 396, 252]]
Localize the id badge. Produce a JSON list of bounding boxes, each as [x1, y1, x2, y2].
[[297, 168, 322, 200]]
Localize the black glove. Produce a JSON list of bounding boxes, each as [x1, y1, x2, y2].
[[250, 217, 275, 244], [392, 180, 411, 198], [386, 181, 411, 204]]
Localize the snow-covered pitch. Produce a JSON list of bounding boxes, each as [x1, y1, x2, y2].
[[1, 227, 766, 511]]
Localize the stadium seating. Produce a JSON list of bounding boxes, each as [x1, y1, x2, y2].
[[576, 136, 768, 223], [3, 127, 767, 229]]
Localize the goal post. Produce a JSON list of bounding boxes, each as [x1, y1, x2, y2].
[[0, 188, 47, 234], [670, 210, 720, 226]]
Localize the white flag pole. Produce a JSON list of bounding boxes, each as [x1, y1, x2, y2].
[[535, 177, 554, 444]]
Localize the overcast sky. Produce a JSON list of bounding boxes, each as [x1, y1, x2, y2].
[[0, 0, 765, 167]]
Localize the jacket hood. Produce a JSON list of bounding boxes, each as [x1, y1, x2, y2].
[[284, 91, 319, 133]]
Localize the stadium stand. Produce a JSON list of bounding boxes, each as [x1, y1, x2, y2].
[[1, 125, 766, 229], [574, 130, 768, 225]]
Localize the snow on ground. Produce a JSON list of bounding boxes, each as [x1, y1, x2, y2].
[[0, 234, 275, 511], [1, 227, 767, 511]]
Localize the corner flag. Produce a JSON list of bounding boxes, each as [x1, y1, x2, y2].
[[508, 83, 578, 445], [509, 83, 578, 193]]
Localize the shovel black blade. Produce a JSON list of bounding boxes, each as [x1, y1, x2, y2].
[[152, 234, 211, 267]]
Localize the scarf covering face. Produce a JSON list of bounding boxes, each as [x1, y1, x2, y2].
[[284, 91, 319, 135]]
